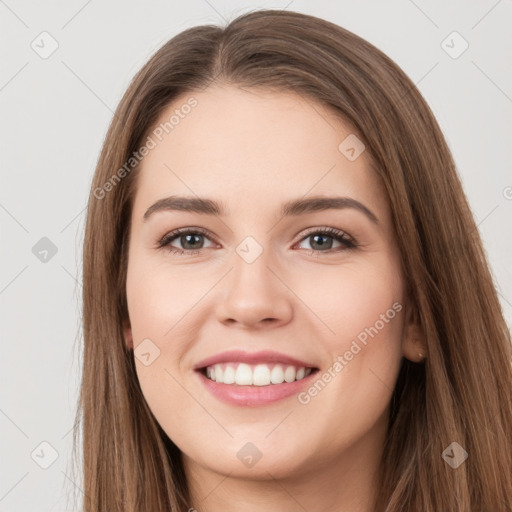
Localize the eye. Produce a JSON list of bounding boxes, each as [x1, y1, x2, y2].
[[294, 227, 357, 255], [156, 226, 357, 256], [157, 227, 217, 255]]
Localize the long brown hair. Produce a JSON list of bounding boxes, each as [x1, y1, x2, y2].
[[75, 9, 512, 511]]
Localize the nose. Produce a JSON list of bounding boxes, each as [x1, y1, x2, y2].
[[215, 248, 294, 330]]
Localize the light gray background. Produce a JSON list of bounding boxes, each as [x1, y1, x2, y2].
[[1, 1, 511, 510]]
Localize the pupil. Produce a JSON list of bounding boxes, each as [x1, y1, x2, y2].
[[311, 234, 332, 250], [183, 234, 202, 249]]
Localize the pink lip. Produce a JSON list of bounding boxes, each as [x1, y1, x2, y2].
[[193, 350, 316, 370], [195, 368, 319, 407]]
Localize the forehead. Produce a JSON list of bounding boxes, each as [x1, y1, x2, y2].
[[132, 85, 389, 221]]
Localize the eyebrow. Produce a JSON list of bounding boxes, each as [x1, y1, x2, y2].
[[143, 195, 379, 224]]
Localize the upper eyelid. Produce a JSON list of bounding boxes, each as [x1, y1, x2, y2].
[[158, 227, 217, 245]]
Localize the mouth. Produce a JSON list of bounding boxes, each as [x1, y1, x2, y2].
[[192, 349, 320, 406], [194, 362, 320, 407], [197, 362, 319, 386]]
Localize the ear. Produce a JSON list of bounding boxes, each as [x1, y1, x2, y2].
[[123, 317, 134, 350], [401, 301, 427, 363]]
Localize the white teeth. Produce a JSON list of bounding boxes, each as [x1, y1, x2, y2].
[[223, 365, 236, 384], [235, 363, 253, 385], [270, 365, 285, 384], [284, 366, 296, 383], [253, 364, 271, 386], [204, 362, 313, 386]]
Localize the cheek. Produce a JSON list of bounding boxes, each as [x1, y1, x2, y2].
[[293, 254, 404, 345], [125, 251, 207, 343], [125, 257, 203, 438], [293, 252, 405, 404], [289, 258, 404, 446], [330, 267, 403, 354]]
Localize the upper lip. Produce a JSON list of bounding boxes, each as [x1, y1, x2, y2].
[[193, 350, 317, 370]]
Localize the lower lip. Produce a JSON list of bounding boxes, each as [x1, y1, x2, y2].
[[195, 369, 318, 407]]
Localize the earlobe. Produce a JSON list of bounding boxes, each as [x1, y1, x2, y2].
[[402, 324, 427, 363], [401, 304, 427, 363]]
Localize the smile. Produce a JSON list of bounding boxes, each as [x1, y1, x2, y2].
[[196, 365, 319, 407], [202, 362, 313, 386]]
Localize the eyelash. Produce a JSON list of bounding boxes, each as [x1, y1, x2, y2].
[[156, 226, 358, 257]]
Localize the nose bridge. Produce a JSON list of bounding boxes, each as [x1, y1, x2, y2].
[[232, 235, 273, 289], [216, 233, 293, 327]]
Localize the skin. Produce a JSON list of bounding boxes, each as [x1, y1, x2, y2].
[[123, 84, 425, 512]]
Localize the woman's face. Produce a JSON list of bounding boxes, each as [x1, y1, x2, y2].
[[124, 84, 411, 484]]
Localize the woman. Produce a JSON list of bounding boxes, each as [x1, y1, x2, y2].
[[75, 9, 512, 512]]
